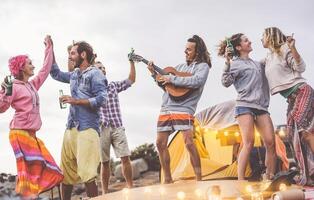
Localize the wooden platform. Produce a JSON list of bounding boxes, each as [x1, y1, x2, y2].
[[91, 179, 290, 200]]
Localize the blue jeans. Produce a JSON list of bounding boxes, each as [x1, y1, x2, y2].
[[235, 106, 269, 118]]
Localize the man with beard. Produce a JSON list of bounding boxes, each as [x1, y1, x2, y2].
[[147, 35, 211, 183], [50, 41, 107, 199]]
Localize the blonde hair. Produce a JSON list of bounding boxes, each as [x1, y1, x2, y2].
[[264, 27, 286, 55]]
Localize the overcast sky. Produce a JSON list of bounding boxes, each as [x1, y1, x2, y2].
[[0, 0, 313, 173]]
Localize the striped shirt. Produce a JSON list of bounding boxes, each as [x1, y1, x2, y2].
[[99, 79, 132, 128]]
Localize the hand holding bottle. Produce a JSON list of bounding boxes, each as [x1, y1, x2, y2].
[[224, 38, 234, 64], [1, 76, 13, 96], [59, 89, 67, 109]]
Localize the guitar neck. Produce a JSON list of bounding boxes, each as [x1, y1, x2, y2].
[[141, 58, 167, 75]]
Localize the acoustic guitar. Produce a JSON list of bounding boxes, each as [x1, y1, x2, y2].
[[128, 49, 194, 101]]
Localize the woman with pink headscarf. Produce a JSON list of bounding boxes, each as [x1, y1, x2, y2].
[[0, 35, 63, 198]]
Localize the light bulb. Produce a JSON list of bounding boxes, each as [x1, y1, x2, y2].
[[246, 185, 253, 193], [279, 183, 287, 191], [159, 186, 166, 195], [194, 188, 202, 198], [273, 194, 281, 200], [177, 191, 186, 199], [144, 187, 152, 193], [279, 127, 285, 137], [122, 188, 129, 195]]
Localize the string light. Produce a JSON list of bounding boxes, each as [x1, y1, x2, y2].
[[246, 184, 264, 200], [224, 131, 229, 136], [122, 188, 130, 200], [246, 185, 253, 193], [195, 126, 201, 132], [177, 191, 186, 200], [235, 131, 240, 137], [159, 186, 166, 195], [207, 185, 222, 200], [279, 183, 287, 191], [194, 188, 202, 198], [251, 192, 263, 200], [144, 187, 152, 193], [279, 127, 285, 137], [273, 195, 280, 200], [122, 188, 129, 195], [255, 132, 260, 137]]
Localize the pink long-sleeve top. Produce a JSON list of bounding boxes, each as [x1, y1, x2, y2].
[[0, 46, 53, 131]]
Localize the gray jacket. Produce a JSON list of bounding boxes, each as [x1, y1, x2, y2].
[[161, 62, 210, 115], [222, 57, 270, 111]]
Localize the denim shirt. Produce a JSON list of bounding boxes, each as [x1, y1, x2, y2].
[[50, 63, 108, 134]]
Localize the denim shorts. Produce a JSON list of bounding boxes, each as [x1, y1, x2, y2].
[[235, 106, 269, 118]]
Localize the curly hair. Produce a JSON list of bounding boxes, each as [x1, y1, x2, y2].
[[73, 41, 97, 64], [217, 33, 244, 58], [8, 55, 28, 79], [187, 35, 212, 68], [264, 27, 286, 56]]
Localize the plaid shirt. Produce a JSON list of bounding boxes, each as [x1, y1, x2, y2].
[[99, 79, 132, 128]]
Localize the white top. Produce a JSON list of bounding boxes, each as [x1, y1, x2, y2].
[[265, 43, 306, 95]]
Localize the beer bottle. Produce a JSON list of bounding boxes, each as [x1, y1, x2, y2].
[[5, 75, 13, 96], [59, 89, 67, 109], [226, 38, 234, 57]]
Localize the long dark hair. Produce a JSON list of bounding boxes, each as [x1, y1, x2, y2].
[[187, 35, 212, 68], [217, 33, 244, 58], [73, 41, 97, 64]]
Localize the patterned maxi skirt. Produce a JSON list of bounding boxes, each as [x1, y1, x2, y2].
[[9, 129, 64, 198], [287, 83, 314, 185]]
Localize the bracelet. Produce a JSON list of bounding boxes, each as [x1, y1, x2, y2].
[[223, 62, 231, 72]]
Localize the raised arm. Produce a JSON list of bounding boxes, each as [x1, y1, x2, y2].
[[221, 58, 243, 88], [49, 40, 71, 83], [30, 35, 54, 90], [220, 48, 239, 88], [221, 62, 236, 88], [128, 60, 136, 84], [286, 37, 306, 72], [114, 60, 135, 93], [50, 63, 71, 83]]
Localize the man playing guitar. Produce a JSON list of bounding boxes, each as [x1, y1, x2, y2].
[[147, 35, 211, 183]]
